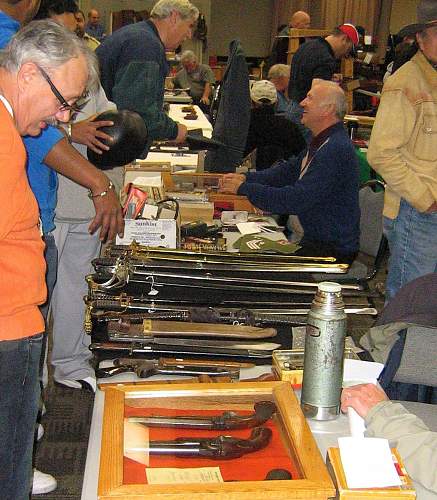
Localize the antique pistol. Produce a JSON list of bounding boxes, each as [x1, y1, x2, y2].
[[140, 426, 272, 459], [128, 401, 276, 430]]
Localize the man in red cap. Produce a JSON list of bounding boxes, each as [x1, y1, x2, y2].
[[286, 23, 359, 140]]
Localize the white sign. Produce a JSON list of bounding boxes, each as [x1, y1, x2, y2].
[[116, 219, 178, 248]]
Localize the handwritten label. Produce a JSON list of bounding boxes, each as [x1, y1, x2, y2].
[[146, 467, 223, 484]]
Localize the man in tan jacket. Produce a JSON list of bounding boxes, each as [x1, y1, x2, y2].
[[342, 383, 437, 497], [367, 0, 437, 301]]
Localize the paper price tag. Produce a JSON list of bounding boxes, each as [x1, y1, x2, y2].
[[146, 467, 223, 484]]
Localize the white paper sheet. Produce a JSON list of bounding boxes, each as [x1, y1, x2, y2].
[[338, 436, 402, 488], [236, 222, 262, 235], [343, 359, 384, 385], [338, 437, 401, 488]]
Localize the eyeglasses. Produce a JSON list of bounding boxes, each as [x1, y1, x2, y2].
[[36, 65, 86, 114]]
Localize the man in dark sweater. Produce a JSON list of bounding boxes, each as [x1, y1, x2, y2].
[[286, 24, 359, 140], [219, 80, 360, 261], [245, 80, 305, 171], [96, 0, 199, 151]]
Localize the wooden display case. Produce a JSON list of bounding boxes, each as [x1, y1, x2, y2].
[[98, 381, 336, 499], [327, 447, 415, 498]]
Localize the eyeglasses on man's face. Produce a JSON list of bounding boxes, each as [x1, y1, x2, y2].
[[36, 64, 88, 114]]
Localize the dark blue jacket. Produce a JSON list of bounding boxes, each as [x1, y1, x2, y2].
[[288, 38, 336, 103], [96, 20, 178, 145], [238, 122, 360, 255]]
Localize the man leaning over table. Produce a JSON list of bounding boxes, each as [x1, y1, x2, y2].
[[96, 0, 198, 153], [219, 80, 360, 263], [0, 20, 97, 499]]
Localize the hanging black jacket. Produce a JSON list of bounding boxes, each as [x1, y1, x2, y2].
[[245, 106, 305, 170], [205, 40, 251, 172]]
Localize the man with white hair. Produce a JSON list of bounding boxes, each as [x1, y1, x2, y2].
[[0, 20, 96, 498], [173, 49, 215, 111], [268, 63, 290, 113], [97, 0, 199, 152], [219, 80, 360, 261]]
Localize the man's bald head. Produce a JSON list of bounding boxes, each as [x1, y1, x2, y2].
[[290, 11, 310, 29], [312, 79, 347, 119]]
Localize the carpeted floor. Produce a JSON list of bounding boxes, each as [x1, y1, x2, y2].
[[33, 384, 94, 500], [31, 264, 387, 500]]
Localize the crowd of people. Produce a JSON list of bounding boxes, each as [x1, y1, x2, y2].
[[0, 0, 436, 498]]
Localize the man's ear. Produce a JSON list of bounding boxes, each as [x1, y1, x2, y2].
[[17, 62, 39, 92]]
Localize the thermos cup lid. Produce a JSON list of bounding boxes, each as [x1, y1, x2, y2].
[[318, 282, 342, 293]]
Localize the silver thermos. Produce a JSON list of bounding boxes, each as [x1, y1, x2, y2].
[[301, 281, 347, 421]]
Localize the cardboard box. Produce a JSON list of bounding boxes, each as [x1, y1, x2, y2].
[[272, 348, 360, 385]]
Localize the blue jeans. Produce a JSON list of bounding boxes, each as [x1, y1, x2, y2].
[[40, 232, 58, 321], [284, 100, 312, 144], [384, 199, 437, 301], [39, 233, 58, 385], [0, 333, 43, 500]]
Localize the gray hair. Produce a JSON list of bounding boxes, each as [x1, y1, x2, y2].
[[180, 50, 196, 63], [268, 64, 290, 80], [0, 19, 99, 92], [312, 79, 347, 120], [151, 0, 199, 21]]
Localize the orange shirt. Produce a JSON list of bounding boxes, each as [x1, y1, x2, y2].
[[0, 101, 46, 340]]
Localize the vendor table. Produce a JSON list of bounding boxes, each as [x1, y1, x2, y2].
[[164, 90, 192, 104], [168, 104, 213, 138]]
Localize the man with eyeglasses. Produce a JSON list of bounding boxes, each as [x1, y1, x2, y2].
[[0, 19, 96, 499], [0, 0, 123, 245], [96, 0, 199, 152]]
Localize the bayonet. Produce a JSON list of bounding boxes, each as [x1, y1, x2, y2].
[[113, 357, 254, 369], [89, 341, 275, 359], [107, 319, 277, 340]]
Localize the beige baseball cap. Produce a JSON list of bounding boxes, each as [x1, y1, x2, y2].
[[250, 80, 278, 105]]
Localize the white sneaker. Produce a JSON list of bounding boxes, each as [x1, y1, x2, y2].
[[41, 402, 47, 416], [32, 469, 57, 495], [55, 375, 96, 393], [37, 423, 44, 441]]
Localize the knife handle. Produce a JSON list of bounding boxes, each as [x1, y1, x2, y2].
[[96, 365, 133, 378]]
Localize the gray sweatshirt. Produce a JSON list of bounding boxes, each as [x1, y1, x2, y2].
[[55, 85, 123, 223]]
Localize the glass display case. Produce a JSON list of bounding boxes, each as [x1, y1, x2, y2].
[[98, 380, 335, 499]]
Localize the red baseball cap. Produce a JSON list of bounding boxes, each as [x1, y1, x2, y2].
[[339, 23, 359, 45]]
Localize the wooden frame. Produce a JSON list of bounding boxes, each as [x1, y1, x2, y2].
[[98, 381, 336, 499]]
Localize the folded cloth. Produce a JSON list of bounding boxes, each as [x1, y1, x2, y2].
[[233, 235, 300, 254]]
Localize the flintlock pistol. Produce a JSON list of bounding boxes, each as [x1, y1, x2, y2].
[[128, 401, 277, 430], [142, 426, 272, 459]]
